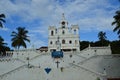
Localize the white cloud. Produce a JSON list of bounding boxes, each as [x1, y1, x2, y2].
[[0, 0, 119, 47], [0, 27, 9, 31], [27, 33, 48, 48], [29, 26, 48, 38], [0, 0, 117, 27]]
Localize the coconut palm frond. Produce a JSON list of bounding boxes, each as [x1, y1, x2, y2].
[[11, 27, 30, 49]]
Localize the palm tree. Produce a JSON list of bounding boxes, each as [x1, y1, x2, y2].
[[11, 27, 30, 49], [0, 36, 7, 56], [98, 31, 108, 46], [0, 14, 5, 28], [98, 31, 107, 41], [112, 10, 120, 39]]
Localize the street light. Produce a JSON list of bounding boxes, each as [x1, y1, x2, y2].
[[27, 57, 30, 68], [27, 51, 30, 68]]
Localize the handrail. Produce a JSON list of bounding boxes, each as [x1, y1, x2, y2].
[[30, 52, 49, 61], [78, 55, 97, 64], [74, 54, 87, 59], [17, 58, 26, 63], [69, 63, 106, 77], [80, 47, 89, 52], [0, 64, 26, 79]]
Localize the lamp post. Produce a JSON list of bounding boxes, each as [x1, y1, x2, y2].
[[17, 52, 18, 60], [16, 48, 19, 60], [27, 51, 30, 68], [27, 57, 29, 67]]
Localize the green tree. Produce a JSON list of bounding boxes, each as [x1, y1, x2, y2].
[[80, 41, 90, 50], [0, 14, 5, 28], [111, 40, 120, 54], [97, 31, 109, 46], [11, 27, 30, 49], [0, 36, 7, 56], [98, 31, 107, 41], [112, 10, 120, 39]]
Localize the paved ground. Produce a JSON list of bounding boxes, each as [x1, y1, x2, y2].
[[0, 52, 120, 80]]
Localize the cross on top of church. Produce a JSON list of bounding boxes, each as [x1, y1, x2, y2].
[[62, 13, 65, 20]]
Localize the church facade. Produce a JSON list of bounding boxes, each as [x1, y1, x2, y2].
[[48, 14, 80, 52]]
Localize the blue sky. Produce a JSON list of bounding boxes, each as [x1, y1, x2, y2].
[[0, 0, 119, 49]]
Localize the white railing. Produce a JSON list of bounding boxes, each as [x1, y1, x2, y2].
[[0, 58, 12, 62], [0, 64, 26, 79], [78, 55, 98, 64], [69, 63, 106, 77]]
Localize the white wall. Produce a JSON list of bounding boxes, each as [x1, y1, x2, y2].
[[80, 46, 111, 58], [48, 24, 80, 52]]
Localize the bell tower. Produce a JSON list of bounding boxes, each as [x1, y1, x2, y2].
[[60, 13, 68, 28]]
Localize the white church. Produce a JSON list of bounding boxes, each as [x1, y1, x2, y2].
[[48, 14, 80, 52], [0, 14, 120, 80]]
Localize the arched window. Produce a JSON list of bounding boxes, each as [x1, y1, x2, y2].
[[50, 41, 53, 44], [74, 29, 76, 34], [62, 21, 65, 28], [62, 39, 65, 44], [69, 40, 72, 44], [75, 40, 77, 44], [51, 30, 54, 36], [62, 30, 65, 35], [56, 41, 57, 44], [55, 29, 57, 34]]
